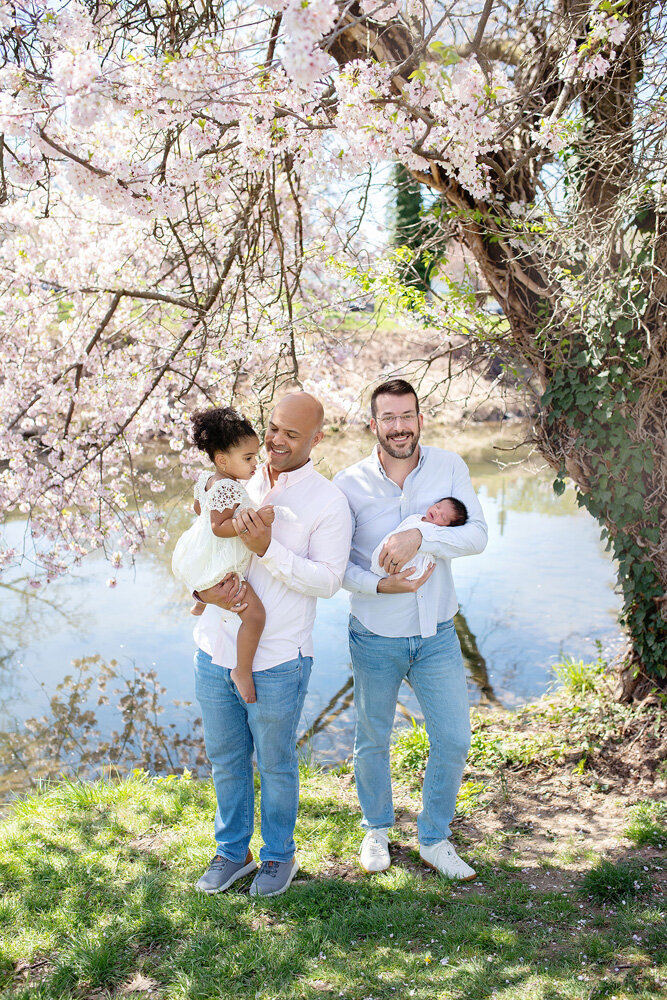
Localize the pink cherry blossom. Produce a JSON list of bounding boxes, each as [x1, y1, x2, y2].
[[0, 0, 635, 583]]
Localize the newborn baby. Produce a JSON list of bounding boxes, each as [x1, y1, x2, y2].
[[370, 496, 468, 580]]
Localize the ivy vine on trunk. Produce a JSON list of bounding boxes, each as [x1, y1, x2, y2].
[[327, 1, 667, 692]]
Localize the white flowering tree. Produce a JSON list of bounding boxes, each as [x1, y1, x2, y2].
[[1, 1, 665, 686]]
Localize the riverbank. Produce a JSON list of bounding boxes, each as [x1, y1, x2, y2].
[[2, 661, 665, 1000]]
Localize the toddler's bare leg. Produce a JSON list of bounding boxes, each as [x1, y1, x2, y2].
[[230, 584, 265, 703]]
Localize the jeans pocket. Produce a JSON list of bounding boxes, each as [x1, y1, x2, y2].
[[260, 656, 303, 679], [193, 649, 230, 700], [349, 615, 374, 638]]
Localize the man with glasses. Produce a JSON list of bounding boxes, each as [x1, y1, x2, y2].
[[334, 378, 487, 880]]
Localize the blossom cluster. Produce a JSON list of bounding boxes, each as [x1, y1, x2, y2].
[[561, 6, 630, 82], [0, 0, 613, 581], [259, 0, 337, 85]]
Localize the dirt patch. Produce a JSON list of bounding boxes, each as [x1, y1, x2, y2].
[[128, 829, 176, 856], [120, 972, 161, 995], [352, 688, 667, 894], [12, 953, 53, 987], [388, 765, 667, 904]]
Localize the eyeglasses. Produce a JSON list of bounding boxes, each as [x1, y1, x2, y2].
[[375, 412, 419, 427]]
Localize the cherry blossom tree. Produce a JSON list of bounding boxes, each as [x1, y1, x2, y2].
[[0, 0, 665, 686]]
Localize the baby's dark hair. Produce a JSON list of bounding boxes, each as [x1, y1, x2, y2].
[[191, 407, 258, 462], [438, 496, 468, 526]]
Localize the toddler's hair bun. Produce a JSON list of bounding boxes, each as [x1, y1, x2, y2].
[[219, 406, 240, 421], [191, 406, 258, 461]]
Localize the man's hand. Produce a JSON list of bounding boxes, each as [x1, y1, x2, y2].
[[378, 527, 423, 575], [205, 573, 248, 613], [233, 507, 272, 557], [377, 562, 435, 594]]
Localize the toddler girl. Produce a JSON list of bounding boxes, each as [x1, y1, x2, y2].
[[172, 407, 275, 704]]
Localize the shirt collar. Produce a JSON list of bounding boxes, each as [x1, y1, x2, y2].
[[372, 444, 426, 482], [259, 458, 315, 489]]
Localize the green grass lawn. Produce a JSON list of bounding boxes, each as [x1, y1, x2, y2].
[[1, 659, 665, 999], [1, 756, 665, 1000]]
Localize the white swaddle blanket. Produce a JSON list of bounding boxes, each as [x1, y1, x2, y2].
[[370, 513, 435, 580]]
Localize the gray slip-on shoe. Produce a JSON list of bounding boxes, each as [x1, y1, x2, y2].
[[249, 858, 299, 898], [195, 850, 257, 893]]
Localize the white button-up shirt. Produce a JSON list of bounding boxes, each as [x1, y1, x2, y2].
[[334, 445, 488, 638], [194, 459, 352, 671]]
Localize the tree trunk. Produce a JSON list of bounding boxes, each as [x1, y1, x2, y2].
[[327, 3, 667, 687]]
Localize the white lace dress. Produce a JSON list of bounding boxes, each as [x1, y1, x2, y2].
[[171, 473, 256, 593]]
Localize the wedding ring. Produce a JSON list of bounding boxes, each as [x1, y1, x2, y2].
[[240, 528, 249, 533]]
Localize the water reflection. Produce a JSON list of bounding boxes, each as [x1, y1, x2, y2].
[[455, 609, 500, 706], [0, 423, 622, 798], [299, 608, 500, 755], [0, 656, 207, 803]]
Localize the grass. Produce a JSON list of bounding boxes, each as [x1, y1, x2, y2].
[[1, 659, 665, 1000], [625, 800, 667, 848], [552, 654, 607, 694], [392, 717, 430, 775], [0, 768, 665, 1000], [580, 859, 652, 904]]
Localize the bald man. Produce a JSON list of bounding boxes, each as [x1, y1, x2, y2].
[[192, 393, 352, 898]]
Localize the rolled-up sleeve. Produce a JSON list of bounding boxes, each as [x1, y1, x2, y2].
[[418, 454, 488, 559]]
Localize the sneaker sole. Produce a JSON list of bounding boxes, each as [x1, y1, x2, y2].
[[196, 859, 258, 894], [420, 857, 477, 881], [249, 860, 299, 898], [359, 857, 391, 873]]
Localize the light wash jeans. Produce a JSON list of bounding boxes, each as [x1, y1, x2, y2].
[[194, 648, 312, 864], [349, 615, 470, 846]]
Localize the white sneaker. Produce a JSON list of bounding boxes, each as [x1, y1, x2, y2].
[[420, 840, 476, 881], [359, 828, 391, 872]]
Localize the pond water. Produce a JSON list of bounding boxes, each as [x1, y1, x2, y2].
[[0, 422, 623, 797]]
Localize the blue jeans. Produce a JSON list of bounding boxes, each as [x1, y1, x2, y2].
[[194, 648, 312, 864], [349, 615, 470, 846]]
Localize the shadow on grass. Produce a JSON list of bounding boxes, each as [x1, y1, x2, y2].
[[7, 856, 663, 1000], [1, 776, 665, 1000]]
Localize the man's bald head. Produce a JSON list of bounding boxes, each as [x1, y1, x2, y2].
[[275, 392, 324, 433], [265, 391, 325, 477]]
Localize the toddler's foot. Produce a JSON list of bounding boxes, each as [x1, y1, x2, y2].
[[231, 667, 256, 703], [190, 601, 206, 616]]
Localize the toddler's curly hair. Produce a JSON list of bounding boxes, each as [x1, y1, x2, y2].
[[191, 407, 258, 462]]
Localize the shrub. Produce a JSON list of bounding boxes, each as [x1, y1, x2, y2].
[[392, 718, 429, 774]]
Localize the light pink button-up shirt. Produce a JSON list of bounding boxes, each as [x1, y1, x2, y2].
[[193, 459, 352, 671]]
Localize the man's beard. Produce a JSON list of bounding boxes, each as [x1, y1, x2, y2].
[[377, 427, 420, 459]]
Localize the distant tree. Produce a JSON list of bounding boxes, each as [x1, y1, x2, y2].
[[391, 162, 432, 287]]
